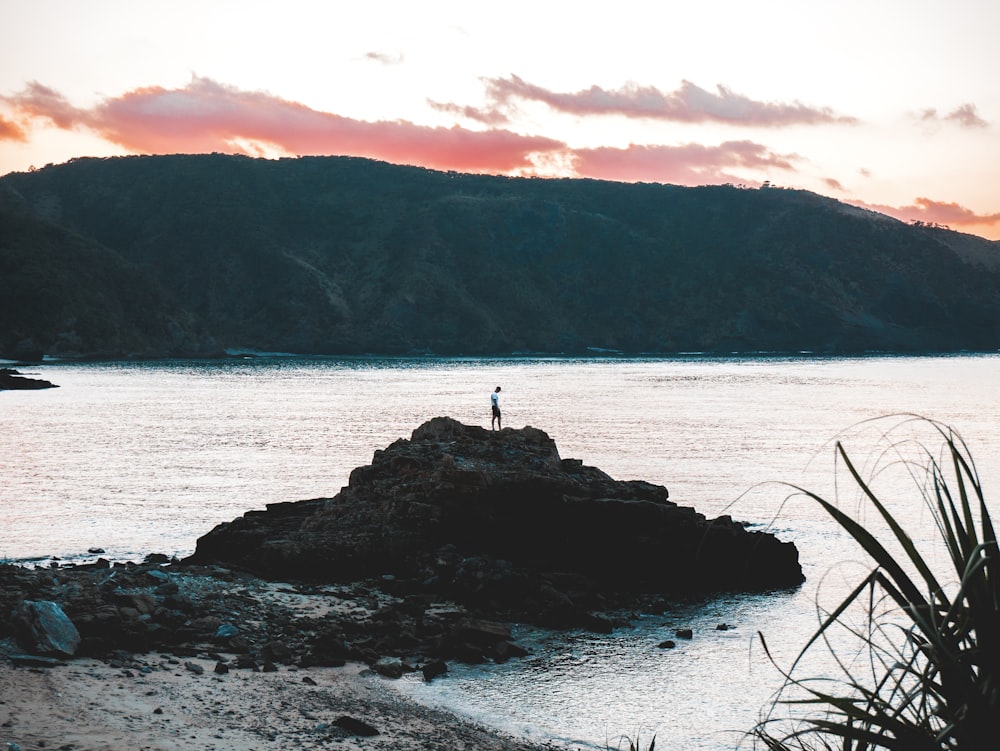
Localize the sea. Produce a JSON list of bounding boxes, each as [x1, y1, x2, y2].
[[3, 354, 999, 749]]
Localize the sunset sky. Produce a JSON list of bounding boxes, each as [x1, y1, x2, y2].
[[2, 0, 999, 239]]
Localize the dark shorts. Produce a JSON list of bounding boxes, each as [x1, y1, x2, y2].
[[492, 405, 501, 417]]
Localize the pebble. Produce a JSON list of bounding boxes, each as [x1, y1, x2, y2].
[[184, 661, 205, 675]]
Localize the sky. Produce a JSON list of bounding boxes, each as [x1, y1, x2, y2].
[[2, 0, 999, 240]]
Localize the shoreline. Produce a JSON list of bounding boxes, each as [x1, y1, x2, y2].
[[0, 652, 553, 751], [0, 557, 557, 751]]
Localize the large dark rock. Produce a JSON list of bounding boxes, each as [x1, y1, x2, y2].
[[12, 600, 81, 657], [189, 418, 803, 614]]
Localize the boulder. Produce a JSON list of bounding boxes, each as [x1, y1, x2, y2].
[[333, 715, 379, 737], [372, 656, 405, 679], [12, 600, 81, 657], [421, 659, 448, 681]]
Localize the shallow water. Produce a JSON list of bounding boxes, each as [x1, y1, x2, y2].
[[2, 354, 999, 748]]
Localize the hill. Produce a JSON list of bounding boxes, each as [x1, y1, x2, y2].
[[2, 154, 999, 359]]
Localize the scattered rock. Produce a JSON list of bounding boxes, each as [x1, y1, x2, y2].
[[146, 569, 170, 583], [262, 640, 292, 663], [581, 612, 614, 634], [421, 659, 448, 681], [657, 640, 676, 649], [675, 628, 693, 639], [234, 655, 258, 670], [333, 715, 379, 737], [184, 661, 204, 675], [372, 657, 404, 679], [492, 640, 529, 662]]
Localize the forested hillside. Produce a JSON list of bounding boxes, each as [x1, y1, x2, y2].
[[2, 154, 999, 359]]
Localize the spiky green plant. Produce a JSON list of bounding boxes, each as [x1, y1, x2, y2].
[[753, 417, 999, 750], [608, 733, 656, 751]]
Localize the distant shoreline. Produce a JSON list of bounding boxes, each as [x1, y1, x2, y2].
[[5, 348, 998, 368]]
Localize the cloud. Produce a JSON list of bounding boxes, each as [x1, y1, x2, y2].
[[3, 77, 805, 185], [428, 99, 510, 126], [0, 114, 27, 141], [823, 177, 845, 191], [1, 81, 84, 130], [458, 75, 857, 127], [364, 51, 403, 65], [945, 103, 988, 128], [917, 103, 988, 129], [1, 76, 564, 173], [569, 141, 800, 184], [859, 197, 1000, 228]]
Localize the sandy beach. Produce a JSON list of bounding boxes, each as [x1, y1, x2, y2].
[[0, 652, 551, 751], [0, 559, 558, 751]]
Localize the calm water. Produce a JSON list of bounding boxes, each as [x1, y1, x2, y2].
[[3, 355, 999, 748]]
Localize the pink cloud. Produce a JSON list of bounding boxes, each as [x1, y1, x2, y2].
[[570, 141, 799, 184], [2, 76, 564, 174], [918, 103, 988, 129], [823, 177, 846, 191], [471, 75, 857, 127], [0, 114, 27, 141], [428, 99, 510, 126], [857, 197, 1000, 228], [945, 103, 988, 128], [1, 81, 85, 131]]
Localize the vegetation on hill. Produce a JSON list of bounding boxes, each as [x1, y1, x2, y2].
[[0, 185, 211, 359], [1, 154, 998, 359]]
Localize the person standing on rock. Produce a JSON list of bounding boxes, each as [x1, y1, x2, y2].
[[491, 386, 502, 430]]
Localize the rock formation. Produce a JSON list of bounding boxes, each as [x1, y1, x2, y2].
[[190, 418, 803, 625], [0, 419, 803, 672], [0, 368, 58, 390]]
